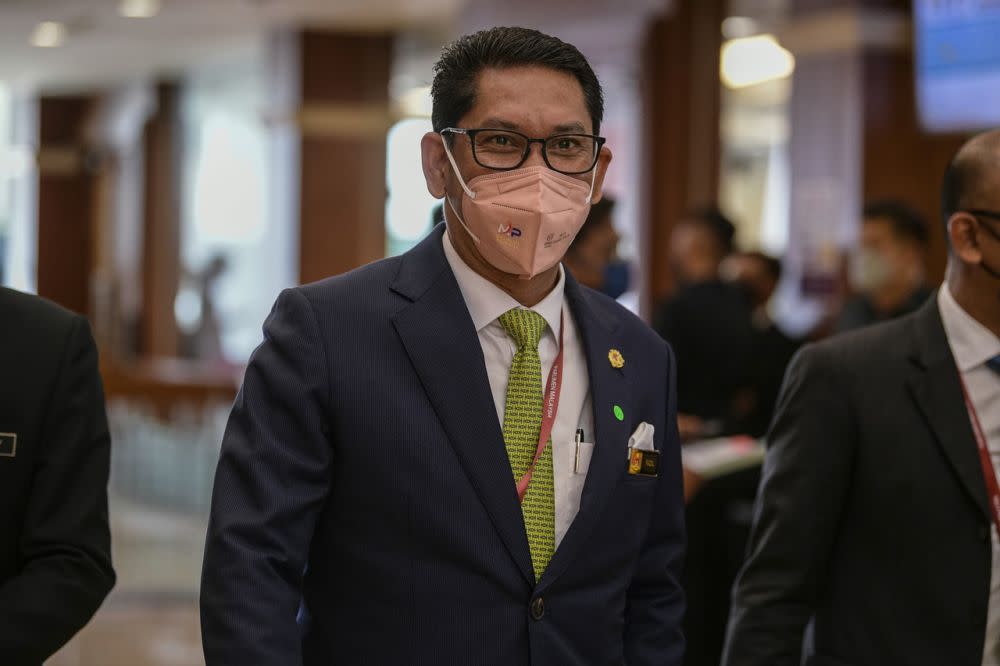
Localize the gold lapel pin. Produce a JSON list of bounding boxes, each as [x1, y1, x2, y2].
[[608, 349, 624, 369]]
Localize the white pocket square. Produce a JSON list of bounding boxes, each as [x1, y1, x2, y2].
[[626, 422, 655, 458]]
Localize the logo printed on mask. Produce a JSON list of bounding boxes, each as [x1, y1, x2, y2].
[[498, 223, 523, 238]]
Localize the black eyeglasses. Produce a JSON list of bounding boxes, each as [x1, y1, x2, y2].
[[441, 127, 605, 175]]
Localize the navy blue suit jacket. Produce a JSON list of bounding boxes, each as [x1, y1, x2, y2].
[[201, 226, 685, 665]]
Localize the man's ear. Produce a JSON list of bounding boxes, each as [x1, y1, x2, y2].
[[421, 131, 449, 199], [948, 213, 984, 265], [588, 146, 613, 204]]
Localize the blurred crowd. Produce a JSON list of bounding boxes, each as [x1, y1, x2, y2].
[[570, 196, 935, 445], [564, 195, 940, 666]]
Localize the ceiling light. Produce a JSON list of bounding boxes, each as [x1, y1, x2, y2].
[[721, 34, 796, 89], [30, 21, 67, 48], [119, 0, 161, 18], [722, 16, 759, 40]]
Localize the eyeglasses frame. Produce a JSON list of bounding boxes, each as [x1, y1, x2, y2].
[[440, 127, 606, 175]]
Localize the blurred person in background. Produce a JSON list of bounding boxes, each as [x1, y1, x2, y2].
[[723, 129, 1000, 666], [652, 209, 756, 666], [201, 27, 685, 666], [682, 250, 798, 666], [653, 207, 755, 441], [721, 251, 801, 439], [178, 253, 228, 363], [836, 199, 932, 333], [563, 196, 631, 299], [0, 288, 115, 666]]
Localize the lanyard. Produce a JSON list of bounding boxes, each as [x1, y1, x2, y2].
[[959, 375, 1000, 535], [516, 310, 564, 503]]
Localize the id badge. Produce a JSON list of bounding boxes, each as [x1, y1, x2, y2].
[[628, 447, 660, 477]]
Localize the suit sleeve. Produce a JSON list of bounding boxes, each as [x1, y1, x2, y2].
[[0, 316, 115, 663], [623, 342, 686, 665], [721, 344, 855, 666], [200, 288, 333, 666]]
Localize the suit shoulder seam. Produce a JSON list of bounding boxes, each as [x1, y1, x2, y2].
[[36, 315, 85, 450], [289, 287, 333, 410]]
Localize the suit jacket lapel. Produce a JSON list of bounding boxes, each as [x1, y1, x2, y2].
[[906, 294, 990, 521], [539, 274, 630, 590], [390, 228, 535, 585]]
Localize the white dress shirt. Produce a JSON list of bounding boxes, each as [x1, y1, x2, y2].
[[442, 231, 594, 548], [938, 286, 1000, 666]]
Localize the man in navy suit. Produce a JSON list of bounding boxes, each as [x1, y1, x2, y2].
[[201, 26, 685, 665]]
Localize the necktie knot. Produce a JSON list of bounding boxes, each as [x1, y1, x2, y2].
[[499, 308, 547, 351]]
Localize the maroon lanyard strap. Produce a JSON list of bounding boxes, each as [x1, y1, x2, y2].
[[959, 375, 1000, 534], [516, 310, 564, 503]]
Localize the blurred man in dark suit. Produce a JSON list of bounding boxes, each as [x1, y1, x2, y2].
[[563, 196, 629, 298], [201, 27, 685, 666], [651, 210, 754, 666], [836, 199, 932, 333], [724, 129, 1000, 666], [0, 288, 115, 665], [721, 251, 801, 439], [653, 208, 755, 441]]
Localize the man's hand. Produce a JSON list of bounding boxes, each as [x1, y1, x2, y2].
[[682, 465, 703, 503], [677, 413, 705, 442]]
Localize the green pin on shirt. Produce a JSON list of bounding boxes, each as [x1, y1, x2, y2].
[[613, 405, 624, 421]]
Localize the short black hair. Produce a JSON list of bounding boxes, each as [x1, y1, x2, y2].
[[569, 196, 615, 252], [941, 155, 969, 226], [941, 135, 1000, 225], [431, 27, 604, 135], [862, 199, 929, 246], [940, 130, 1000, 247], [682, 206, 737, 255]]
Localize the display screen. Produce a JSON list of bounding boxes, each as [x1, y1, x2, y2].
[[915, 0, 1000, 131]]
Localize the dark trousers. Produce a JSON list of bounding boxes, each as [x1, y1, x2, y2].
[[683, 466, 762, 666]]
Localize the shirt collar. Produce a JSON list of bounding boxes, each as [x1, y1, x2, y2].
[[938, 284, 1000, 372], [442, 228, 565, 340]]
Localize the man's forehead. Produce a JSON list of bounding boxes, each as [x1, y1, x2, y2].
[[863, 216, 894, 228], [464, 66, 591, 133], [861, 218, 896, 239], [474, 116, 589, 134]]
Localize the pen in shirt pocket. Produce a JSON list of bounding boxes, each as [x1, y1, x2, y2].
[[574, 428, 584, 474]]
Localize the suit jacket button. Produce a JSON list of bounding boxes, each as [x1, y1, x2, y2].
[[530, 597, 545, 620], [980, 525, 991, 541]]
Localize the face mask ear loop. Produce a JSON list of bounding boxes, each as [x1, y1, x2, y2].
[[587, 165, 597, 201], [445, 195, 482, 244], [439, 134, 482, 244], [440, 133, 476, 199]]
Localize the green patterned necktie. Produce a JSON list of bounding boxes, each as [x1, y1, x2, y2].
[[498, 308, 556, 582]]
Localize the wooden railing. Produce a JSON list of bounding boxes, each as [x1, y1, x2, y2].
[[100, 358, 241, 419]]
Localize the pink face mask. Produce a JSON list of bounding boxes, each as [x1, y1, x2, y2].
[[442, 135, 595, 279]]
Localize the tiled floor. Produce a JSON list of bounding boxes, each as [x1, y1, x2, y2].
[[47, 497, 207, 666], [48, 599, 203, 666]]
